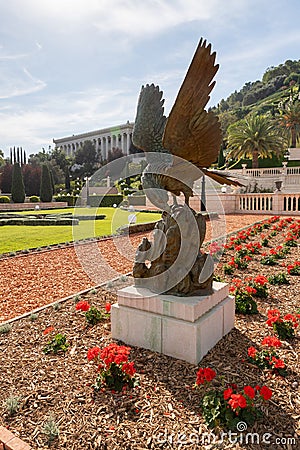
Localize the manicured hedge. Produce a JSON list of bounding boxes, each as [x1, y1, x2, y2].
[[54, 195, 80, 206], [89, 194, 123, 207], [0, 196, 10, 203], [0, 218, 79, 226]]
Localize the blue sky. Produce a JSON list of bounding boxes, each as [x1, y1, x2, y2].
[[1, 0, 300, 157]]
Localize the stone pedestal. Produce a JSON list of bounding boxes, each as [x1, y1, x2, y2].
[[111, 282, 235, 365]]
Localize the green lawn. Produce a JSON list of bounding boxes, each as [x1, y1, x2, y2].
[[0, 207, 160, 254]]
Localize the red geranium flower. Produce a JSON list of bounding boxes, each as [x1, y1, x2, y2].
[[261, 336, 282, 348], [87, 346, 101, 361], [43, 326, 54, 335], [76, 300, 90, 312], [260, 385, 272, 400], [228, 393, 247, 409], [243, 385, 255, 399], [223, 388, 233, 400], [247, 346, 257, 358]]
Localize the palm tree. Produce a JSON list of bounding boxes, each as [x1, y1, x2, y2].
[[278, 101, 300, 148], [227, 114, 286, 168]]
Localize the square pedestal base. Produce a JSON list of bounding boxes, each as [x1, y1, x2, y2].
[[111, 283, 235, 365]]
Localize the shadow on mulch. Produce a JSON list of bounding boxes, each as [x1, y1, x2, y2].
[[126, 327, 298, 449]]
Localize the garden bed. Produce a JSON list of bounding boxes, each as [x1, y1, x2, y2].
[[0, 216, 299, 449]]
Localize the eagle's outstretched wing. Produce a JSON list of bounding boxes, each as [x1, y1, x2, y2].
[[162, 38, 222, 168], [132, 83, 167, 154]]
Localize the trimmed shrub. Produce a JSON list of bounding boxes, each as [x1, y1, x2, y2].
[[29, 195, 40, 202], [40, 164, 53, 202], [11, 163, 25, 203], [0, 196, 10, 203], [89, 194, 123, 207], [54, 195, 79, 206]]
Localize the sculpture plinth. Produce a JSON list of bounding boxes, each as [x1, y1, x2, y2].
[[111, 282, 235, 364]]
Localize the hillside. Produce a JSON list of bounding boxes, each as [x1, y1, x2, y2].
[[211, 58, 300, 138]]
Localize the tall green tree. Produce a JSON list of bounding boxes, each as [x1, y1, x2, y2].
[[278, 101, 300, 148], [11, 163, 25, 203], [0, 149, 5, 167], [227, 115, 286, 168], [40, 163, 53, 202], [74, 140, 98, 176]]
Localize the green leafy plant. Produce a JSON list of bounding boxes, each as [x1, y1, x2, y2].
[[42, 416, 59, 444], [247, 336, 287, 377], [5, 395, 20, 415], [43, 333, 69, 354], [87, 343, 138, 392], [287, 261, 300, 275], [249, 275, 268, 298], [0, 323, 12, 334], [266, 309, 299, 340], [195, 367, 272, 430], [229, 279, 258, 314], [75, 300, 109, 325], [268, 273, 289, 285], [261, 255, 277, 266], [29, 313, 39, 321], [223, 263, 235, 275]]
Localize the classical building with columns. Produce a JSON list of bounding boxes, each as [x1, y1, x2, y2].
[[53, 121, 134, 159]]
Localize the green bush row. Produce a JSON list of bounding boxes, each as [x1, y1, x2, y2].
[[0, 218, 79, 226], [0, 196, 10, 203], [88, 194, 123, 207]]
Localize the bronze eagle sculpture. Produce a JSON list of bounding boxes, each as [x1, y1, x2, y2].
[[132, 38, 241, 210], [132, 39, 240, 296]]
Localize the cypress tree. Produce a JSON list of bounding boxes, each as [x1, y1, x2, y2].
[[217, 147, 226, 169], [11, 163, 25, 203], [40, 163, 53, 202], [65, 166, 71, 193]]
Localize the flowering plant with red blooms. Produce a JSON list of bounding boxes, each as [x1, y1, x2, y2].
[[87, 343, 137, 392], [76, 300, 90, 312], [229, 278, 258, 314], [266, 309, 299, 339], [208, 241, 223, 261], [248, 275, 268, 298], [76, 300, 110, 325], [197, 369, 272, 429], [195, 367, 216, 385], [287, 261, 300, 275], [43, 326, 55, 335], [247, 336, 287, 376]]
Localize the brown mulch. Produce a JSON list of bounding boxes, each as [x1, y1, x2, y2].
[[0, 215, 299, 449], [0, 214, 271, 324]]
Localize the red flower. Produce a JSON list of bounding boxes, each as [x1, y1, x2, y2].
[[228, 393, 247, 409], [43, 326, 54, 335], [87, 346, 101, 361], [260, 385, 272, 400], [254, 275, 268, 285], [223, 388, 233, 400], [272, 357, 285, 369], [245, 286, 257, 295], [261, 336, 282, 348], [247, 346, 257, 358], [243, 385, 255, 399], [196, 367, 216, 385], [105, 302, 111, 313], [76, 300, 90, 312], [122, 361, 136, 377]]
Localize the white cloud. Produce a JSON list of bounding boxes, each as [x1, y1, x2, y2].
[[0, 67, 46, 100]]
